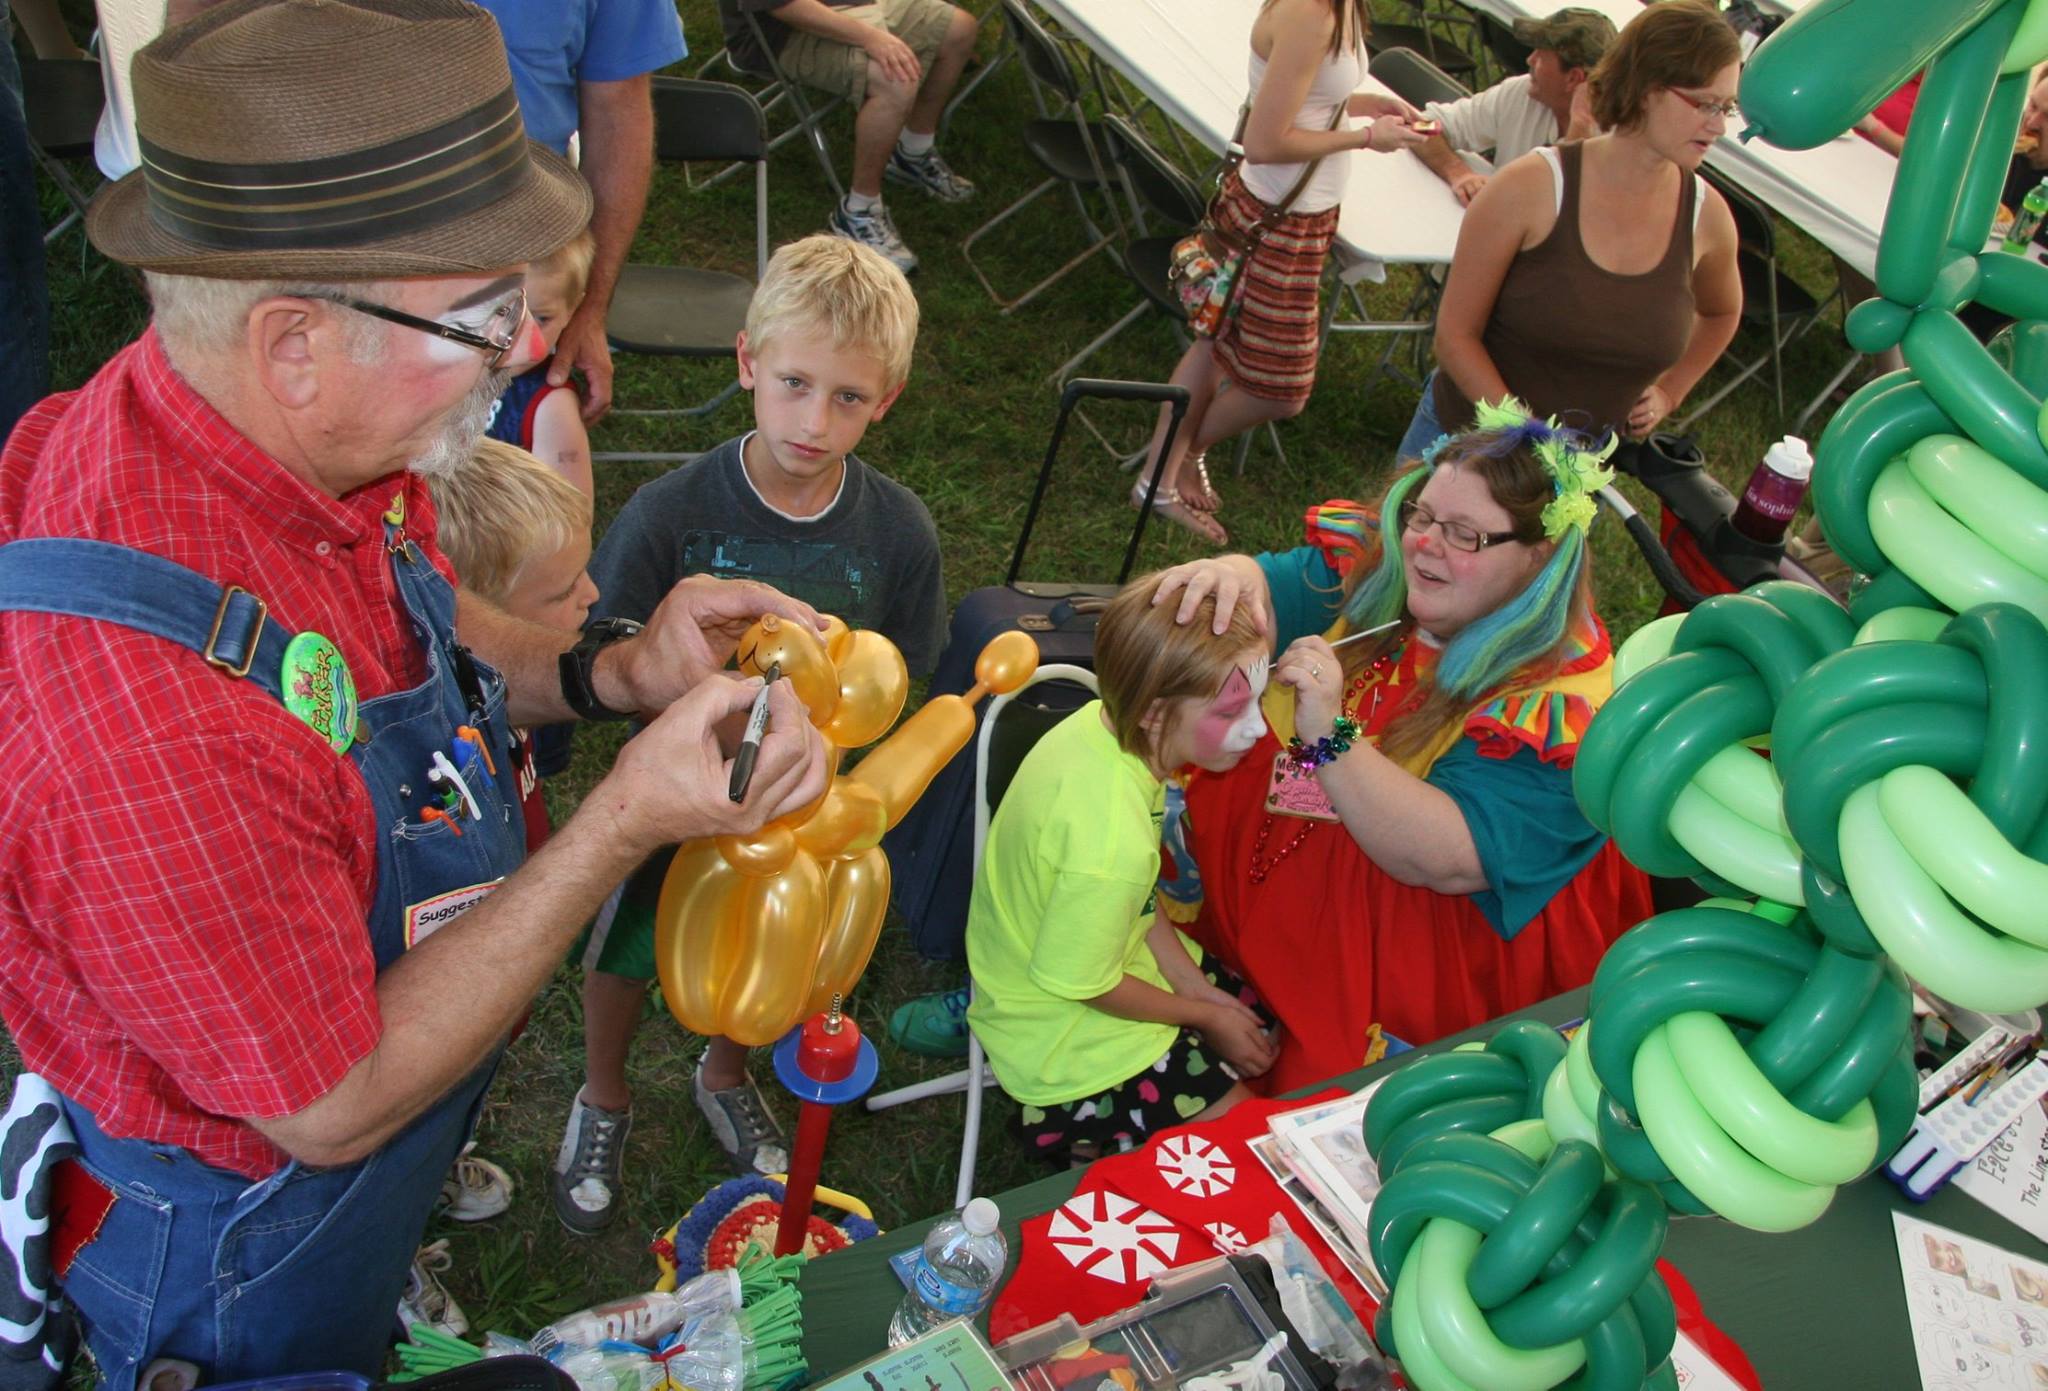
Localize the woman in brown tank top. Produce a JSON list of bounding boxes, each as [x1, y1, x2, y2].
[[1401, 0, 1743, 457]]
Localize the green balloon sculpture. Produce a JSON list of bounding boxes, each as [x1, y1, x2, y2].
[[1359, 3, 2048, 1388]]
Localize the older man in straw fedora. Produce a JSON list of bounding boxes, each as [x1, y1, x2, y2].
[[0, 2, 828, 1385]]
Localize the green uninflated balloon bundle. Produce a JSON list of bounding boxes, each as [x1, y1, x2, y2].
[[1355, 3, 2048, 1386]]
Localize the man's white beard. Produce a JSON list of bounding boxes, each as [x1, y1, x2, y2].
[[408, 367, 513, 480]]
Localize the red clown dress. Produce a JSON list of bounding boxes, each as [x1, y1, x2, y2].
[[1175, 511, 1653, 1093]]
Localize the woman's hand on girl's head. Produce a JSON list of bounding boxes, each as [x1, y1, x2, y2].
[[1276, 634, 1344, 741], [1151, 556, 1273, 636]]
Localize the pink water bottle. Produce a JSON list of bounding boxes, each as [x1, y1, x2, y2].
[[1730, 435, 1813, 543]]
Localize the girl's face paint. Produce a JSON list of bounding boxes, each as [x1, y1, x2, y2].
[[1167, 655, 1269, 772]]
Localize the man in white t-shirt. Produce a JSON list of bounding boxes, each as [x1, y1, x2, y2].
[[1414, 7, 1616, 207]]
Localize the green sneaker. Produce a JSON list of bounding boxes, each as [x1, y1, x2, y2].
[[890, 986, 972, 1058]]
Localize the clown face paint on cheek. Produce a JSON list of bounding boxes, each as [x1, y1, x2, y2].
[[1188, 655, 1270, 764]]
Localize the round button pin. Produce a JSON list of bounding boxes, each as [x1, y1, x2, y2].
[[281, 630, 359, 754]]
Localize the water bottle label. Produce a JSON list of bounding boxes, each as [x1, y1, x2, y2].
[[912, 1259, 984, 1316]]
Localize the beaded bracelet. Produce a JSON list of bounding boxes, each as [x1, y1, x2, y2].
[[1284, 716, 1361, 774]]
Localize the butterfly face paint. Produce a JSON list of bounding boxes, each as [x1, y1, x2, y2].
[[1185, 655, 1269, 766]]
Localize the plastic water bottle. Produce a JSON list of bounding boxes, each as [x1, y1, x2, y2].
[[885, 1197, 1007, 1346], [1729, 435, 1814, 544], [2006, 177, 2048, 252]]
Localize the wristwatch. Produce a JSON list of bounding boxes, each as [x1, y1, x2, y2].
[[558, 617, 643, 721]]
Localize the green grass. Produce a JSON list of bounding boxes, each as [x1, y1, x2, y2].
[[20, 0, 1866, 1347]]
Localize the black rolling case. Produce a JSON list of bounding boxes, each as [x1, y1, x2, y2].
[[884, 378, 1191, 960]]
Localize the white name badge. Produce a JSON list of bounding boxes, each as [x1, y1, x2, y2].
[[405, 879, 501, 948]]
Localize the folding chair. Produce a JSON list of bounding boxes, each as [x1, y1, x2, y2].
[[686, 16, 847, 202], [862, 662, 1100, 1209], [1366, 2, 1480, 84], [959, 0, 1122, 314], [1474, 13, 1533, 82], [19, 57, 103, 247], [1671, 167, 1830, 431], [598, 79, 768, 463]]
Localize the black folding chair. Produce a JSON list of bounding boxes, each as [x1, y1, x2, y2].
[[20, 57, 103, 247], [600, 79, 769, 462]]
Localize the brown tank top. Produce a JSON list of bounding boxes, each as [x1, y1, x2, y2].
[[1434, 141, 1698, 438]]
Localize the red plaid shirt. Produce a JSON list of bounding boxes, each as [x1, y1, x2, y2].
[[0, 332, 460, 1178]]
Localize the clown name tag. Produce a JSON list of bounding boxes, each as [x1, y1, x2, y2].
[[1264, 752, 1339, 822], [405, 879, 500, 948]]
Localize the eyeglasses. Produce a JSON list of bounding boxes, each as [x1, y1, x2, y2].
[[317, 288, 528, 368], [1398, 499, 1523, 553], [1668, 88, 1740, 121]]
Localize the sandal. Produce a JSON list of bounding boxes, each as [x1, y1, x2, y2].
[[1132, 479, 1229, 546], [1181, 451, 1222, 514]]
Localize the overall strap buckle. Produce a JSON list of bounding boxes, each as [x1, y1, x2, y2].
[[203, 585, 268, 678]]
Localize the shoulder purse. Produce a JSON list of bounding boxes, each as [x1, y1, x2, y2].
[[1167, 101, 1349, 337]]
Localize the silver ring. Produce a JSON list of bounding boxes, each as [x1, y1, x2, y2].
[[1310, 664, 1322, 679]]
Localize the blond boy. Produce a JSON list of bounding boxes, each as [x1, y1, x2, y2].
[[553, 235, 944, 1233], [486, 230, 596, 496], [431, 437, 599, 851]]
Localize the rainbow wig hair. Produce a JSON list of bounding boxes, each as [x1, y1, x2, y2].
[[1338, 406, 1609, 762]]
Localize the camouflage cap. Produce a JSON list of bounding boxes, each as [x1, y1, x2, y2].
[[1512, 7, 1620, 70]]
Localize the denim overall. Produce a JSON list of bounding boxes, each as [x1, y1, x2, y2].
[[0, 521, 527, 1388]]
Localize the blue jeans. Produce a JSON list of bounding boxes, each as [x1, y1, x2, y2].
[[0, 0, 49, 445], [1395, 369, 1448, 467]]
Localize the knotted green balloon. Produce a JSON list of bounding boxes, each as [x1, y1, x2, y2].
[[1574, 585, 1852, 904], [1369, 1133, 1676, 1391], [1773, 603, 2048, 1009], [1365, 1021, 1568, 1179]]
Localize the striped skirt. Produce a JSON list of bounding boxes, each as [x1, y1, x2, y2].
[[1210, 168, 1340, 405]]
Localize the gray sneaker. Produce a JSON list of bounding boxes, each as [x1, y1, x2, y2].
[[693, 1066, 790, 1176], [550, 1088, 630, 1235], [885, 144, 975, 203], [828, 198, 918, 274]]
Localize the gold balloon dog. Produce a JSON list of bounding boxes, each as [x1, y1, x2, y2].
[[655, 617, 1039, 1046]]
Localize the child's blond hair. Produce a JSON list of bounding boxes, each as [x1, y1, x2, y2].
[[1094, 570, 1267, 760], [534, 227, 597, 306], [432, 438, 594, 606], [745, 234, 920, 389]]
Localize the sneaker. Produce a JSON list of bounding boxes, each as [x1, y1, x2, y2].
[[550, 1088, 631, 1236], [438, 1142, 512, 1222], [829, 198, 918, 274], [693, 1066, 790, 1176], [397, 1239, 468, 1338], [890, 986, 971, 1059], [884, 144, 975, 203]]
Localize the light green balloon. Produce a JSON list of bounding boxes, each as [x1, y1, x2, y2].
[[1392, 1246, 1486, 1391], [2008, 0, 2048, 73], [1869, 461, 2048, 622], [1877, 768, 2048, 946], [1853, 607, 1951, 644], [1542, 1054, 1604, 1157], [1414, 1220, 1587, 1391], [1632, 1026, 1837, 1232], [1693, 744, 1790, 833], [1669, 780, 1806, 907], [1614, 613, 1684, 689], [1841, 783, 2048, 1010], [1904, 434, 2048, 577], [1664, 1012, 1879, 1186]]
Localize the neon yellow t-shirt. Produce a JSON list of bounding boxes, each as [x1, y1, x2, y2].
[[965, 702, 1192, 1106]]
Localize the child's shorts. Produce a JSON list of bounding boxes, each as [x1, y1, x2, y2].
[[1013, 963, 1269, 1164], [577, 845, 672, 980]]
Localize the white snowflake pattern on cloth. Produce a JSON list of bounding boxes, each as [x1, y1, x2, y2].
[[1204, 1220, 1247, 1252], [1046, 1190, 1183, 1284], [1155, 1133, 1237, 1199]]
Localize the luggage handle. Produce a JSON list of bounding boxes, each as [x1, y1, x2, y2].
[[1005, 378, 1194, 588]]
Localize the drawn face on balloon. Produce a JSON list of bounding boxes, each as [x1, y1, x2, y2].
[[1156, 653, 1269, 774]]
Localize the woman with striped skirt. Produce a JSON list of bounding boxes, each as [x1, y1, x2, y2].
[[1135, 0, 1423, 545]]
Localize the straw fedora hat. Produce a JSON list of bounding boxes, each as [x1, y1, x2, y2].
[[87, 0, 592, 278]]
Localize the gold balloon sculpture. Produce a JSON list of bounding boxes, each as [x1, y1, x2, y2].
[[655, 616, 1040, 1046]]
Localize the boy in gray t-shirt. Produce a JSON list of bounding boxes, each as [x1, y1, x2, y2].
[[552, 236, 943, 1234]]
